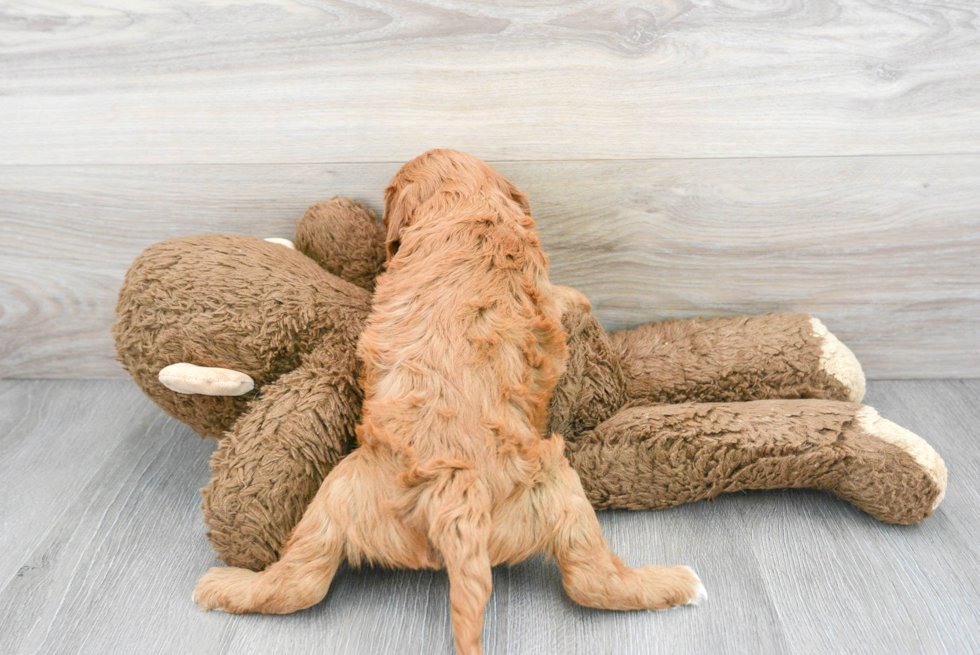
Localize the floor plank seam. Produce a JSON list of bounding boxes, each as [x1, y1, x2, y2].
[[3, 151, 980, 169]]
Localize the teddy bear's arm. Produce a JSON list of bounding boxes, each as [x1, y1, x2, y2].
[[293, 197, 386, 292], [202, 344, 362, 571], [608, 313, 865, 405], [566, 399, 946, 524]]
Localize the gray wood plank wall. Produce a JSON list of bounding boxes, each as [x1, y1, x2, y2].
[[2, 1, 979, 379]]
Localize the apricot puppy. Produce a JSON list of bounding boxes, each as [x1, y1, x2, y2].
[[193, 150, 704, 654]]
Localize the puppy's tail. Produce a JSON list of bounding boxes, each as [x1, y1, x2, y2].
[[427, 468, 493, 655]]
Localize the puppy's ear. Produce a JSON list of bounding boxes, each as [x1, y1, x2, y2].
[[500, 176, 531, 216], [383, 183, 411, 259]]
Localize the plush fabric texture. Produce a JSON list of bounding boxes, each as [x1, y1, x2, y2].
[[567, 400, 943, 524], [611, 314, 850, 404], [113, 193, 947, 573], [202, 342, 363, 570], [547, 303, 627, 438], [113, 234, 369, 440], [294, 197, 386, 292]]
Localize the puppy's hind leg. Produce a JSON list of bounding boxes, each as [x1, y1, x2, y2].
[[193, 456, 355, 614], [546, 459, 705, 611], [427, 471, 493, 655]]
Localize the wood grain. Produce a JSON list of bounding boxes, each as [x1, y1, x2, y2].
[[0, 379, 976, 654], [0, 380, 163, 587], [0, 382, 228, 655], [1, 0, 979, 164], [735, 379, 980, 654], [2, 156, 978, 379]]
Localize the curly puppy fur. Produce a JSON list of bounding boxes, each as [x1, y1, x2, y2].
[[193, 151, 703, 654]]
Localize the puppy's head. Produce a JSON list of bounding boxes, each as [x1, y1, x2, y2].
[[383, 149, 530, 258]]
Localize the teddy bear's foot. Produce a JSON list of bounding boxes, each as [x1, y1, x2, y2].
[[810, 317, 865, 402], [838, 406, 947, 520]]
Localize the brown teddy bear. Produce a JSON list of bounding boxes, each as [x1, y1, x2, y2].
[[113, 197, 946, 572]]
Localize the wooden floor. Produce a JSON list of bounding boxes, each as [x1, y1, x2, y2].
[[0, 379, 977, 654]]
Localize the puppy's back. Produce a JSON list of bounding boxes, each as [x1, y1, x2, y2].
[[358, 188, 566, 469]]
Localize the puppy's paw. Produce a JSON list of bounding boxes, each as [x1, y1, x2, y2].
[[193, 566, 259, 613], [623, 564, 705, 610], [683, 566, 707, 605]]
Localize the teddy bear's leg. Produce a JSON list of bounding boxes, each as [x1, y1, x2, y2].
[[566, 400, 946, 524], [113, 233, 370, 439], [202, 344, 363, 571], [293, 197, 386, 291], [608, 313, 865, 404], [194, 451, 356, 614]]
